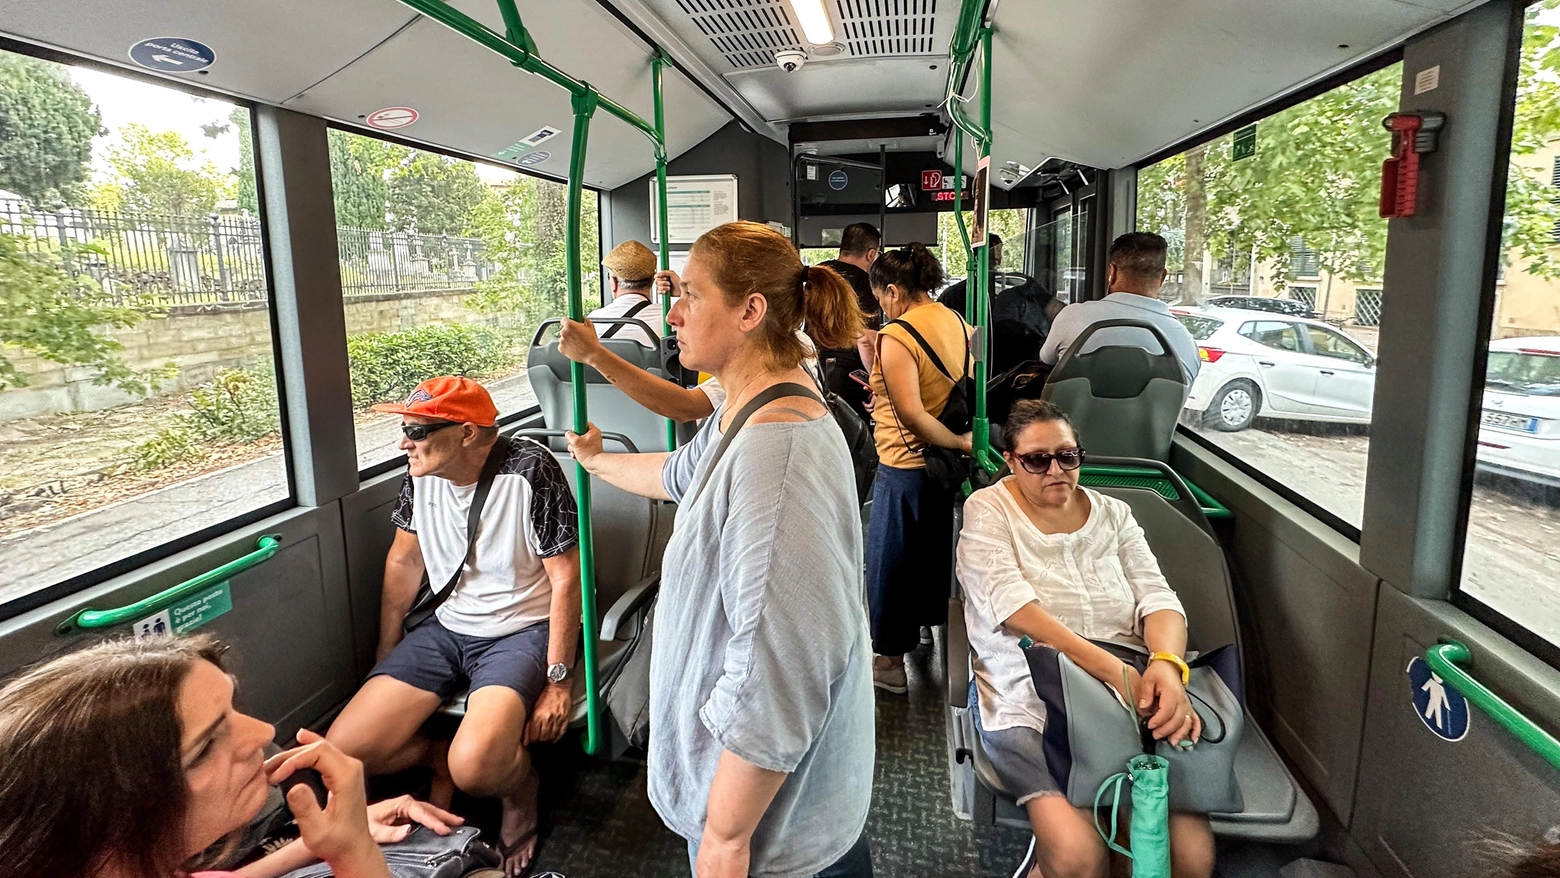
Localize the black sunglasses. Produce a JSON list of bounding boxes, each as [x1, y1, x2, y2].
[[1013, 447, 1086, 474], [401, 421, 460, 442]]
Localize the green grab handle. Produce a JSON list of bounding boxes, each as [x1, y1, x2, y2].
[[56, 534, 281, 635], [652, 52, 678, 452], [566, 89, 604, 757], [1425, 641, 1560, 773]]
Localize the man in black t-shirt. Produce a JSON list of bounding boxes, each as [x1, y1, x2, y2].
[[815, 222, 881, 420]]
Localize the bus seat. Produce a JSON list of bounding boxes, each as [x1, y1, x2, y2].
[[439, 430, 667, 746], [945, 486, 1319, 842], [527, 317, 679, 453], [1041, 319, 1189, 461]]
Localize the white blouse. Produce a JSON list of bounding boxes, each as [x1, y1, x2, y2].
[[957, 481, 1186, 733]]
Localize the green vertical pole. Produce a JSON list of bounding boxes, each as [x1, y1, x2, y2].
[[970, 27, 999, 474], [652, 54, 677, 450], [566, 89, 603, 756]]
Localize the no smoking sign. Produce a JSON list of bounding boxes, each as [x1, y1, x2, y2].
[[366, 107, 419, 130]]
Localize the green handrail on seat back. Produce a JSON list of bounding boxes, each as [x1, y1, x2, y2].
[[1425, 640, 1560, 774]]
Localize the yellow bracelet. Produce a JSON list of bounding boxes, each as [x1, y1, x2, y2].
[[1149, 652, 1190, 685]]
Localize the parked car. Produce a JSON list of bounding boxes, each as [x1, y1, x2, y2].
[[1173, 307, 1376, 431], [1205, 295, 1320, 319], [1474, 337, 1560, 488]]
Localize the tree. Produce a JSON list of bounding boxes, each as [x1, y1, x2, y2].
[[388, 151, 487, 237], [226, 107, 259, 215], [1181, 144, 1209, 303], [329, 130, 407, 230], [0, 234, 154, 393], [95, 124, 234, 216], [468, 175, 600, 318], [0, 53, 102, 204], [1503, 3, 1560, 279]]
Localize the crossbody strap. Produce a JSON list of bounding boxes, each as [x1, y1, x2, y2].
[[687, 381, 823, 504], [600, 298, 652, 339], [426, 435, 511, 612]]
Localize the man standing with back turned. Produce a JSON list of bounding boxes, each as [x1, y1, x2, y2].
[[327, 377, 582, 877]]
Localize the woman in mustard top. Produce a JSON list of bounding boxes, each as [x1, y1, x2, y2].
[[865, 243, 973, 693]]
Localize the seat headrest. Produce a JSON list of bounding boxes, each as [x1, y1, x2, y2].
[[528, 339, 660, 383], [1053, 346, 1184, 398]]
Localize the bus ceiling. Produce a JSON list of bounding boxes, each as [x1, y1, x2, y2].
[[1, 0, 1482, 186]]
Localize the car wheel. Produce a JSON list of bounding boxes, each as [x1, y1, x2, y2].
[[1206, 380, 1259, 431]]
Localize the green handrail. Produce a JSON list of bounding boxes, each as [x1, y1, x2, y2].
[[393, 0, 681, 756], [652, 52, 678, 452], [56, 534, 281, 635], [1426, 640, 1560, 773]]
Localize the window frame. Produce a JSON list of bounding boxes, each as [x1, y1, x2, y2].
[[0, 42, 297, 622], [324, 125, 605, 478]]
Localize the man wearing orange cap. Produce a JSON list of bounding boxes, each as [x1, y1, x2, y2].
[[327, 377, 581, 876], [591, 239, 662, 348]]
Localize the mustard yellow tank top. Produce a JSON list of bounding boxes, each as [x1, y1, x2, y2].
[[869, 301, 971, 470]]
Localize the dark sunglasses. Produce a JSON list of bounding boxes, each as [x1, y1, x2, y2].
[[1013, 447, 1086, 474], [401, 421, 460, 442]]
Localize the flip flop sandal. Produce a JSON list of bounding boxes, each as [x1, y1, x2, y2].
[[495, 825, 540, 877]]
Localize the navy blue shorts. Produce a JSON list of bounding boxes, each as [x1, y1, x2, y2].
[[370, 618, 550, 710]]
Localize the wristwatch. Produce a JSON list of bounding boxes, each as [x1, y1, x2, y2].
[[547, 662, 571, 685]]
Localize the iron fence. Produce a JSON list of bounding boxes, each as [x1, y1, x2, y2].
[[0, 200, 495, 306]]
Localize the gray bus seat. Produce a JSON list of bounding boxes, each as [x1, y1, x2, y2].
[[528, 317, 682, 453], [945, 486, 1319, 842], [1041, 319, 1189, 462], [440, 430, 666, 741]]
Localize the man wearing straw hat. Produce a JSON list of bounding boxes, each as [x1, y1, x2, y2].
[[590, 239, 661, 348]]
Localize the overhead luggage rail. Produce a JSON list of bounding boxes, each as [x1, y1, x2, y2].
[[393, 0, 681, 755]]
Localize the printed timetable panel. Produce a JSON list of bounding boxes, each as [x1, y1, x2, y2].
[[650, 174, 739, 245]]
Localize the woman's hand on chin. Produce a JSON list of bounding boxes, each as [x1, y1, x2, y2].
[[266, 730, 381, 868]]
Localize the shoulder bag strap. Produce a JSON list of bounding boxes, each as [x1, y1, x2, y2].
[[888, 318, 956, 382], [687, 381, 822, 504], [600, 298, 651, 339], [425, 435, 511, 611]]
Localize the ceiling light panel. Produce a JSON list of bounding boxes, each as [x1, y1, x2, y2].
[[677, 0, 808, 70], [836, 0, 938, 57], [789, 0, 836, 44]]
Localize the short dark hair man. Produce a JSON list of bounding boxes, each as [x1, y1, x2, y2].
[[327, 377, 582, 875], [1039, 232, 1200, 379]]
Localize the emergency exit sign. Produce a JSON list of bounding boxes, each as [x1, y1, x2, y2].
[[1233, 124, 1257, 160]]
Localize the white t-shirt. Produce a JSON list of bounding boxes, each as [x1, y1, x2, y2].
[[956, 482, 1185, 733], [392, 438, 579, 637], [589, 292, 662, 348]]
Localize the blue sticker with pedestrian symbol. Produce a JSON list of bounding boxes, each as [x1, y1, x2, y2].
[[129, 38, 215, 73], [828, 169, 849, 190], [1407, 655, 1469, 742]]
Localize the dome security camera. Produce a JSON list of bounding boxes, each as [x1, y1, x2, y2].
[[775, 50, 807, 73]]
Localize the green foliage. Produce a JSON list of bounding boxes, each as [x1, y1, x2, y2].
[[229, 107, 258, 215], [132, 364, 280, 470], [329, 130, 408, 230], [1503, 4, 1560, 279], [0, 53, 101, 203], [388, 151, 488, 237], [94, 123, 234, 216], [937, 208, 1030, 279], [467, 176, 600, 318], [346, 323, 519, 409], [0, 232, 156, 393]]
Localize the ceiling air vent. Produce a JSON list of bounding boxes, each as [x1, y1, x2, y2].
[[836, 0, 937, 56], [677, 0, 808, 70]]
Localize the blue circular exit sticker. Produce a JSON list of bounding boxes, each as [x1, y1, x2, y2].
[[828, 169, 849, 190], [129, 38, 215, 73], [1407, 655, 1470, 742]]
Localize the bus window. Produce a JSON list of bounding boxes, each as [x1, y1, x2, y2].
[[1458, 0, 1560, 649], [0, 49, 289, 605], [329, 131, 600, 472], [1139, 62, 1402, 534]]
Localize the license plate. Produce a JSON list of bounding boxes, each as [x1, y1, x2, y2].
[[1482, 410, 1539, 432]]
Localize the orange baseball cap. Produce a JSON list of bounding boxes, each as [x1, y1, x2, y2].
[[370, 376, 498, 427]]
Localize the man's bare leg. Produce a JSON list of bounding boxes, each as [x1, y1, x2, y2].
[[446, 686, 536, 877], [327, 675, 444, 775]]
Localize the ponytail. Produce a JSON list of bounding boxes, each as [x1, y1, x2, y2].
[[801, 264, 866, 350], [869, 241, 945, 297]]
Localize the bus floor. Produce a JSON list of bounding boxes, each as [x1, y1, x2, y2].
[[381, 636, 1307, 877]]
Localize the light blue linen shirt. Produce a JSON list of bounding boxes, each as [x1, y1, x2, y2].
[[1039, 292, 1201, 381]]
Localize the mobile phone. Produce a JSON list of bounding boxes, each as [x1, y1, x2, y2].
[[849, 369, 871, 390], [279, 767, 329, 809]]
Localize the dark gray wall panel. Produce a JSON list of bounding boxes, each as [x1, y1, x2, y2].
[[607, 121, 792, 249], [341, 471, 404, 678], [1173, 436, 1379, 825], [1354, 588, 1560, 878], [0, 505, 355, 740]]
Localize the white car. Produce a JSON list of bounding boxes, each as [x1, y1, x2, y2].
[[1173, 307, 1377, 431], [1474, 336, 1560, 487]]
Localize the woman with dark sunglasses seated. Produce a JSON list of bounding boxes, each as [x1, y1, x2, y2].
[[956, 399, 1214, 878]]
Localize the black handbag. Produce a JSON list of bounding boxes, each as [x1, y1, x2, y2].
[[881, 317, 975, 493], [279, 826, 500, 878], [401, 437, 510, 633]]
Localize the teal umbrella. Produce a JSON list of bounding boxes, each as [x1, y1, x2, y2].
[[1092, 666, 1173, 878]]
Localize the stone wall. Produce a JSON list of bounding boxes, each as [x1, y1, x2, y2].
[[0, 288, 489, 422]]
